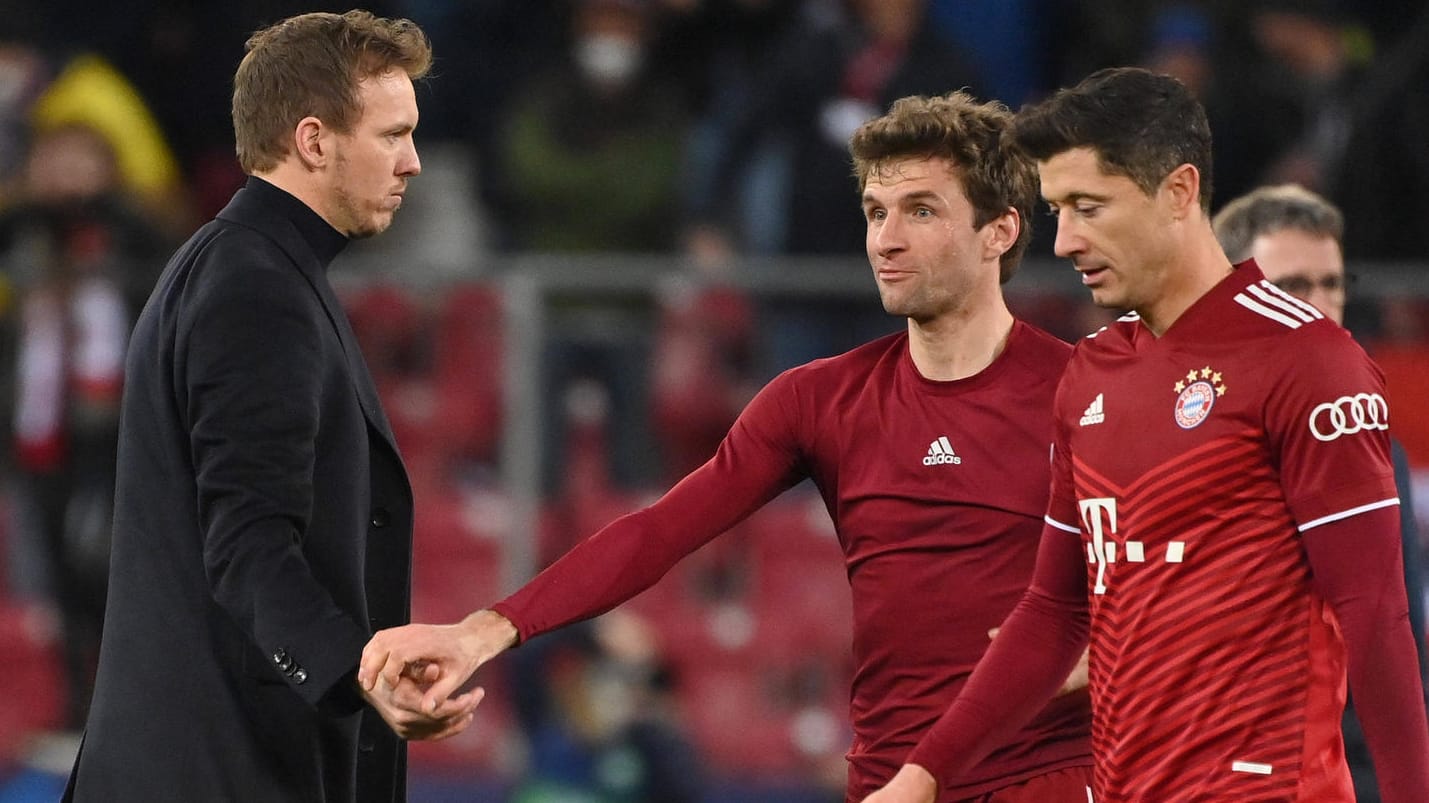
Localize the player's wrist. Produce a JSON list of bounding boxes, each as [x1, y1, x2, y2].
[[461, 609, 518, 654], [889, 763, 937, 802]]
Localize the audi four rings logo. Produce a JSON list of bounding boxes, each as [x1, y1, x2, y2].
[[1308, 393, 1389, 442]]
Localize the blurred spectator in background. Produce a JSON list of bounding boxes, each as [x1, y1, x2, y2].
[[0, 121, 166, 731], [672, 0, 803, 261], [494, 0, 687, 253], [508, 611, 705, 803], [0, 41, 50, 203], [1244, 0, 1363, 194], [1226, 0, 1429, 260], [684, 0, 983, 259], [926, 0, 1058, 110], [487, 0, 693, 490], [1320, 2, 1429, 260], [27, 53, 189, 240], [684, 0, 985, 373], [1213, 183, 1429, 803], [1130, 2, 1313, 222]]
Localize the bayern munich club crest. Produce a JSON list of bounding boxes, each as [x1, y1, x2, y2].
[[1173, 366, 1227, 429]]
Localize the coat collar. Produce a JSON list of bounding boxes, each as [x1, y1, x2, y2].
[[216, 177, 402, 457], [218, 177, 347, 268]]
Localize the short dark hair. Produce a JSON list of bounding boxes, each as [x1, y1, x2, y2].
[[850, 92, 1039, 283], [1212, 184, 1344, 263], [1009, 67, 1214, 214], [233, 10, 432, 174]]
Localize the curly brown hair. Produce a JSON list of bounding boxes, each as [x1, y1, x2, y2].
[[850, 92, 1039, 283]]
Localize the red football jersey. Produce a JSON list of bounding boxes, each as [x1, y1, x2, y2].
[[496, 321, 1091, 799], [1046, 263, 1399, 802]]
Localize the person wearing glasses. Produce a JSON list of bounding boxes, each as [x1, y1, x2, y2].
[[1213, 183, 1428, 803]]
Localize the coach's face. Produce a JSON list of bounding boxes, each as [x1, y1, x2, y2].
[[326, 69, 421, 239], [1248, 228, 1346, 325], [1040, 147, 1182, 318], [862, 156, 1008, 324]]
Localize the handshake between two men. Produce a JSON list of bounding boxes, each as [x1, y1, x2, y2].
[[356, 610, 519, 740]]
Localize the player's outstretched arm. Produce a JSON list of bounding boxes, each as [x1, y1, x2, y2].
[[358, 609, 518, 714]]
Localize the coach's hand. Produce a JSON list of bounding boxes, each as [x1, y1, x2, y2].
[[861, 763, 936, 803], [359, 671, 483, 741], [359, 609, 518, 714]]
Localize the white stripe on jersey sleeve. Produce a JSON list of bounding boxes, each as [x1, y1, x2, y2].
[[1255, 280, 1325, 319], [1045, 515, 1080, 533], [1233, 293, 1306, 329], [1297, 497, 1401, 532], [1245, 282, 1321, 322]]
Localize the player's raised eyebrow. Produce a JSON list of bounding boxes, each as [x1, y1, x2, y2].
[[864, 188, 946, 207]]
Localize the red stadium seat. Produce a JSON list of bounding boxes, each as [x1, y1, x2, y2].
[[411, 487, 507, 624], [0, 601, 65, 763], [430, 283, 504, 469]]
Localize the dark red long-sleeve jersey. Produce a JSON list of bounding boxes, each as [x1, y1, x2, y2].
[[493, 322, 1091, 799]]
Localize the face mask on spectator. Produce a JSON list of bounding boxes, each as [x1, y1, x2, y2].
[[574, 34, 643, 87]]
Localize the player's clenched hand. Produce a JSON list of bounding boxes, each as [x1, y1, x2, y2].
[[861, 763, 936, 803], [358, 609, 518, 714]]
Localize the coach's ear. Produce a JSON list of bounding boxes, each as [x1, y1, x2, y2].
[[293, 116, 328, 170], [1161, 163, 1201, 221]]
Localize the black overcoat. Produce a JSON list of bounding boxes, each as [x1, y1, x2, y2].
[[65, 178, 412, 802]]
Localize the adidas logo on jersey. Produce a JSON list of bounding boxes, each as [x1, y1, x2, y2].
[[923, 436, 962, 465], [1079, 393, 1105, 426]]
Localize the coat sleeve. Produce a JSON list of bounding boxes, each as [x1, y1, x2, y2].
[[177, 246, 369, 711]]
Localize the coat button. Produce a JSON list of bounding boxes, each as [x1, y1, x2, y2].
[[370, 508, 390, 528], [293, 668, 308, 684], [272, 648, 288, 665]]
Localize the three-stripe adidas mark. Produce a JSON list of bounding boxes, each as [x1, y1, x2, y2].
[[1080, 393, 1105, 426], [1232, 280, 1326, 329], [923, 436, 962, 466]]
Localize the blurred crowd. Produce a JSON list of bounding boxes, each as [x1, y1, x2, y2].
[[1, 0, 1428, 800]]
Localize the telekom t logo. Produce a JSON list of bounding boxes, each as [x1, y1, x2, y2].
[[1080, 498, 1117, 595], [1078, 497, 1185, 595]]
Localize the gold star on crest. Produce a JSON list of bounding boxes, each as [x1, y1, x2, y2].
[[1175, 365, 1228, 395]]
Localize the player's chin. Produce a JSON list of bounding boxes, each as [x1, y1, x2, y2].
[[878, 292, 914, 318], [1087, 286, 1123, 310]]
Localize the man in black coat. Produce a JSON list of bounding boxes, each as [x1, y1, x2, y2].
[[64, 10, 480, 802]]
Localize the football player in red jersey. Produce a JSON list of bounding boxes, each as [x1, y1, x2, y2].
[[361, 92, 1098, 801], [867, 68, 1429, 803]]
